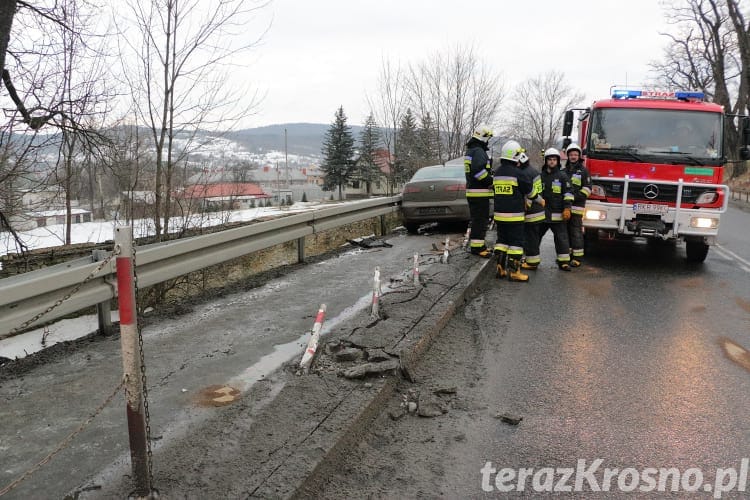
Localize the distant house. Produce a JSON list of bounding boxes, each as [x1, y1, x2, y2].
[[347, 148, 395, 197], [177, 182, 270, 210], [31, 208, 92, 228]]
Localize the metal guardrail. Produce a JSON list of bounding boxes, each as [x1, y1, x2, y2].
[[0, 196, 402, 339]]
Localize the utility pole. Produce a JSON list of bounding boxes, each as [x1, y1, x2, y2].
[[285, 128, 290, 203], [276, 161, 280, 205]]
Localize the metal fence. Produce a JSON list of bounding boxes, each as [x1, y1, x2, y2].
[[0, 197, 402, 340], [731, 189, 750, 203]]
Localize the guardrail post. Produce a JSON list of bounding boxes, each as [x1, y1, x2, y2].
[[379, 214, 386, 236], [114, 226, 151, 497], [297, 236, 306, 263], [93, 249, 113, 336]]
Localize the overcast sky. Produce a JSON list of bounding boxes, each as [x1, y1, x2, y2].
[[241, 0, 674, 129]]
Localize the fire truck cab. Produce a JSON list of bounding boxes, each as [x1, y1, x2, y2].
[[562, 88, 750, 263]]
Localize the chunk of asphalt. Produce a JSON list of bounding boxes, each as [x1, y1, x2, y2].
[[495, 413, 523, 425], [341, 359, 400, 379]]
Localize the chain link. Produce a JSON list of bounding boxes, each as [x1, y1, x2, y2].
[[4, 247, 121, 340], [0, 378, 125, 497], [132, 242, 155, 489]]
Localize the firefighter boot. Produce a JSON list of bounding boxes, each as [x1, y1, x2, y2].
[[472, 246, 492, 258], [508, 259, 529, 282], [496, 262, 507, 279], [569, 258, 582, 268], [495, 253, 507, 279], [558, 261, 571, 271], [521, 261, 538, 270]]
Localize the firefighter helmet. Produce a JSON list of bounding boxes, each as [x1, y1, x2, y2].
[[566, 143, 582, 155], [500, 140, 527, 162], [544, 147, 561, 159], [472, 124, 494, 143]]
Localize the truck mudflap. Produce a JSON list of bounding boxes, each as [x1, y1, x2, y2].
[[582, 176, 729, 244]]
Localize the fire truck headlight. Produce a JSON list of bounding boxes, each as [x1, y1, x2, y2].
[[690, 217, 718, 229], [695, 191, 718, 204], [591, 185, 606, 197], [585, 209, 607, 221]]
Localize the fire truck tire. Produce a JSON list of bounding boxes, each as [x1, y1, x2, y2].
[[685, 239, 709, 263]]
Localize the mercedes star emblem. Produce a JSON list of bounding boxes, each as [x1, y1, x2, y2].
[[429, 185, 435, 191], [643, 184, 659, 199]]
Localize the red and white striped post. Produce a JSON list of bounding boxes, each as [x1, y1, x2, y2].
[[371, 267, 381, 317], [300, 304, 327, 374], [114, 225, 151, 497], [413, 253, 420, 286]]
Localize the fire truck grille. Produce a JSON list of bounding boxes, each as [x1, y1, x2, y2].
[[599, 181, 703, 203]]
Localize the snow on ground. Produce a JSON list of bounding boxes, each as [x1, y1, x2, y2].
[[0, 202, 325, 257]]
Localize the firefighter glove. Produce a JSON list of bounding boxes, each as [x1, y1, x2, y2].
[[562, 208, 571, 221], [537, 195, 546, 208]]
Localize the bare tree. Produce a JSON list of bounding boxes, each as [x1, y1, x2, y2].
[[0, 1, 117, 256], [651, 0, 748, 174], [52, 0, 113, 244], [505, 70, 585, 157], [118, 0, 267, 239], [406, 44, 505, 162], [368, 58, 407, 195]]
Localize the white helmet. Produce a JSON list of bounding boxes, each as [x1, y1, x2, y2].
[[472, 124, 494, 143], [500, 140, 528, 163], [544, 147, 561, 160], [566, 143, 582, 155]]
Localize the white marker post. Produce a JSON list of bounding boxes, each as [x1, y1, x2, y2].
[[300, 304, 326, 374], [413, 253, 420, 286], [462, 226, 470, 249], [443, 237, 450, 263], [371, 267, 381, 318]]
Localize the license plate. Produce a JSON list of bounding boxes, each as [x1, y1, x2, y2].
[[418, 207, 447, 215], [633, 203, 668, 215]]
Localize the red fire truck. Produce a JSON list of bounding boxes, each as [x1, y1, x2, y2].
[[562, 88, 750, 263]]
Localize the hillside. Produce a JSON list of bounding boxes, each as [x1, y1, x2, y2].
[[225, 122, 364, 156]]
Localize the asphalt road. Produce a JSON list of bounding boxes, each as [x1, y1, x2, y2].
[[314, 204, 750, 499]]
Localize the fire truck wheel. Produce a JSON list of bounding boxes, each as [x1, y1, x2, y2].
[[685, 239, 709, 263]]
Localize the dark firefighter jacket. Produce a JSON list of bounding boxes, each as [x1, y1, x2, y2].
[[564, 160, 592, 215], [519, 161, 545, 223], [541, 165, 574, 222], [492, 159, 535, 222], [464, 138, 493, 198]]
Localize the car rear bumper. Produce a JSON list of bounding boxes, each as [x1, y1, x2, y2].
[[401, 199, 471, 223]]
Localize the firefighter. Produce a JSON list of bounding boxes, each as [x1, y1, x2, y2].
[[539, 147, 575, 270], [563, 142, 592, 266], [519, 156, 545, 270], [492, 140, 540, 282], [464, 124, 494, 257]]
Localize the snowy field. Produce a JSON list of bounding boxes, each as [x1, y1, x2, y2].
[[0, 202, 326, 257]]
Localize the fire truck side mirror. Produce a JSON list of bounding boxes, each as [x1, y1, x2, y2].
[[562, 110, 574, 137]]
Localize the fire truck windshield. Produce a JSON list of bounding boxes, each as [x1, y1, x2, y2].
[[588, 108, 722, 161]]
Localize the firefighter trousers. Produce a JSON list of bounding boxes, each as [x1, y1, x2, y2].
[[523, 222, 542, 265], [540, 222, 571, 264], [494, 221, 525, 265], [567, 213, 584, 260], [468, 198, 490, 251]]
